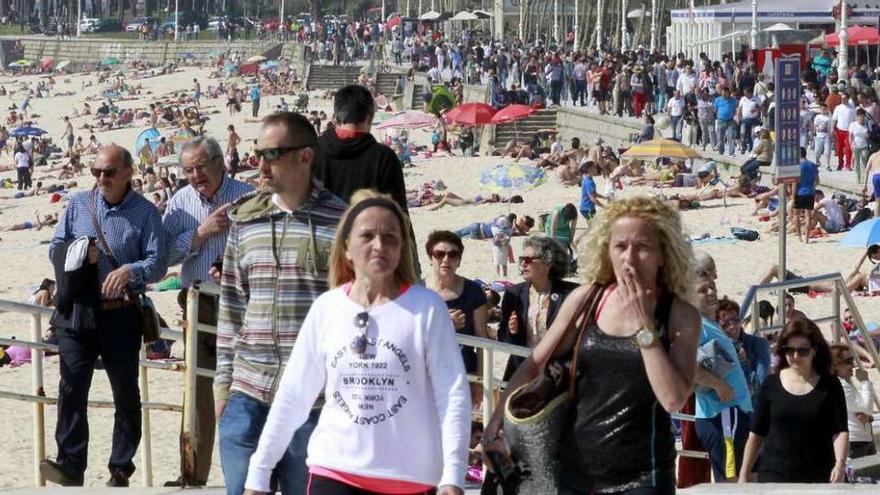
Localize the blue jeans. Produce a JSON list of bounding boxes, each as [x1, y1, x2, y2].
[[219, 392, 320, 495], [655, 87, 667, 112], [716, 119, 736, 156], [670, 115, 682, 141], [455, 222, 487, 240], [740, 117, 758, 153], [695, 407, 750, 482]]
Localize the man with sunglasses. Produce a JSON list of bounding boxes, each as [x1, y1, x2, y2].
[[161, 136, 252, 487], [215, 112, 347, 495], [716, 298, 771, 399], [43, 144, 167, 487]]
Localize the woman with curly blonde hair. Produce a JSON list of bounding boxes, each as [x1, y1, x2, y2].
[[484, 196, 701, 494]]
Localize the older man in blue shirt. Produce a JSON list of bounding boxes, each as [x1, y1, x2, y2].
[[43, 144, 166, 487], [161, 136, 252, 486]]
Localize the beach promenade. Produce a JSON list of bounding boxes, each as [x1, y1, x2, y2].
[[4, 485, 880, 493]]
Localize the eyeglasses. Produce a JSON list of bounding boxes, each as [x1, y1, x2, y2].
[[718, 317, 741, 328], [519, 256, 541, 265], [431, 249, 461, 261], [181, 160, 217, 176], [253, 145, 308, 162], [781, 345, 813, 357], [350, 311, 370, 357], [90, 167, 120, 179]]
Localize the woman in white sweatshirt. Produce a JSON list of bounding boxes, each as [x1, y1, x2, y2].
[[831, 344, 877, 459], [244, 190, 471, 495]]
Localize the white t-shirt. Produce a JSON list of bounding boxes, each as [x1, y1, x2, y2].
[[833, 103, 856, 132], [667, 97, 685, 117], [22, 140, 33, 156], [869, 263, 880, 292], [14, 151, 29, 169], [739, 96, 760, 119], [676, 72, 696, 95], [244, 285, 470, 492], [813, 113, 831, 135], [849, 121, 869, 149]]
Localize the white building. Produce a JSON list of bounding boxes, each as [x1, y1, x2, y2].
[[668, 0, 880, 61]]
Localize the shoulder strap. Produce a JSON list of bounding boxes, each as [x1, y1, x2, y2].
[[89, 187, 120, 269], [566, 284, 606, 397]]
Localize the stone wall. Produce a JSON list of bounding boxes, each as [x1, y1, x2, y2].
[[7, 37, 300, 69]]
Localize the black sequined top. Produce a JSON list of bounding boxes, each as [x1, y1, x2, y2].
[[559, 290, 677, 493]]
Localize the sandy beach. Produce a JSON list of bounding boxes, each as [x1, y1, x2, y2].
[[0, 65, 879, 488]]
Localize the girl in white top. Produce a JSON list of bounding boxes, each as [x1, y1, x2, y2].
[[831, 345, 877, 458], [244, 190, 470, 495]]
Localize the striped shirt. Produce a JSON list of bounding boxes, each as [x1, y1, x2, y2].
[[215, 183, 347, 405], [162, 176, 253, 288], [50, 187, 167, 292]]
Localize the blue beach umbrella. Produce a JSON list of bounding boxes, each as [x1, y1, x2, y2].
[[259, 60, 280, 71], [135, 128, 161, 155], [10, 125, 47, 137], [839, 218, 880, 248], [479, 164, 546, 194]]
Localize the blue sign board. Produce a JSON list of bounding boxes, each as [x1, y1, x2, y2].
[[774, 57, 801, 182]]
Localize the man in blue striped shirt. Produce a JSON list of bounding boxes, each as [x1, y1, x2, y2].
[[43, 144, 167, 487], [161, 135, 252, 486]]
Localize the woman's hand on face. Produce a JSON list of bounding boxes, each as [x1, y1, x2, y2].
[[616, 263, 657, 331]]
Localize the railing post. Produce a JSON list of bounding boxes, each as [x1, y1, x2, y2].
[[751, 295, 760, 335], [482, 348, 494, 430], [139, 344, 153, 487], [832, 283, 842, 343], [182, 286, 201, 482], [30, 313, 45, 486]]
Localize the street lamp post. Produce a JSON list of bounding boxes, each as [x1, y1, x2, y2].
[[574, 0, 579, 50], [173, 0, 179, 42], [750, 0, 758, 51], [76, 0, 81, 36], [620, 0, 627, 51], [596, 0, 603, 52], [650, 0, 656, 52], [839, 0, 849, 82], [553, 0, 558, 44]]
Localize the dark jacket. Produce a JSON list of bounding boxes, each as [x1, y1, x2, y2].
[[498, 279, 580, 379], [311, 129, 408, 214], [49, 238, 101, 332]]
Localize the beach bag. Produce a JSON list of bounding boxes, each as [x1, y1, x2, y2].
[[492, 284, 604, 494], [731, 227, 759, 241]]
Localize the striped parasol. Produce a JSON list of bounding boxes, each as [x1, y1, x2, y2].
[[375, 111, 436, 130], [621, 138, 702, 160]]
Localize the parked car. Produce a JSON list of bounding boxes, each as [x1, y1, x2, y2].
[[125, 16, 156, 32], [91, 18, 123, 32], [78, 17, 100, 33]]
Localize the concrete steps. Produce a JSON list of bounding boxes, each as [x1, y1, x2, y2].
[[411, 83, 426, 109], [305, 64, 361, 90], [494, 107, 557, 144], [375, 71, 405, 97]]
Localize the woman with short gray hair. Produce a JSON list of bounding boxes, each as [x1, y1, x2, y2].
[[497, 235, 580, 378]]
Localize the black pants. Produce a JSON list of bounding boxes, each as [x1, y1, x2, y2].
[[17, 166, 31, 190], [252, 99, 260, 118], [308, 474, 436, 494], [176, 289, 218, 484], [55, 306, 142, 477]]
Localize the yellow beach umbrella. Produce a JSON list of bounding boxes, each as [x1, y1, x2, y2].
[[621, 138, 702, 160]]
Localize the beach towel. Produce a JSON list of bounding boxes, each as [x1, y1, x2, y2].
[[690, 236, 738, 246]]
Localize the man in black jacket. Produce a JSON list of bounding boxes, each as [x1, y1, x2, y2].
[[312, 84, 420, 273]]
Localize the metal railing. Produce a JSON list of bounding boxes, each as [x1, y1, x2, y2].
[[738, 272, 880, 411]]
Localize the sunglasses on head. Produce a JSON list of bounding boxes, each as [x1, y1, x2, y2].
[[781, 345, 813, 357], [431, 249, 460, 261], [90, 167, 120, 179], [350, 311, 370, 357], [253, 145, 308, 162]]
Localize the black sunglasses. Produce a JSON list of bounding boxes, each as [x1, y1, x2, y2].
[[781, 346, 813, 357], [253, 145, 309, 162], [90, 167, 120, 178], [350, 311, 370, 357]]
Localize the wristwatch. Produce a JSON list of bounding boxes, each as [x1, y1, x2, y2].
[[634, 324, 661, 349]]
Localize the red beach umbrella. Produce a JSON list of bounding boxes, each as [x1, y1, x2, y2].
[[490, 104, 535, 124], [447, 102, 497, 125]]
